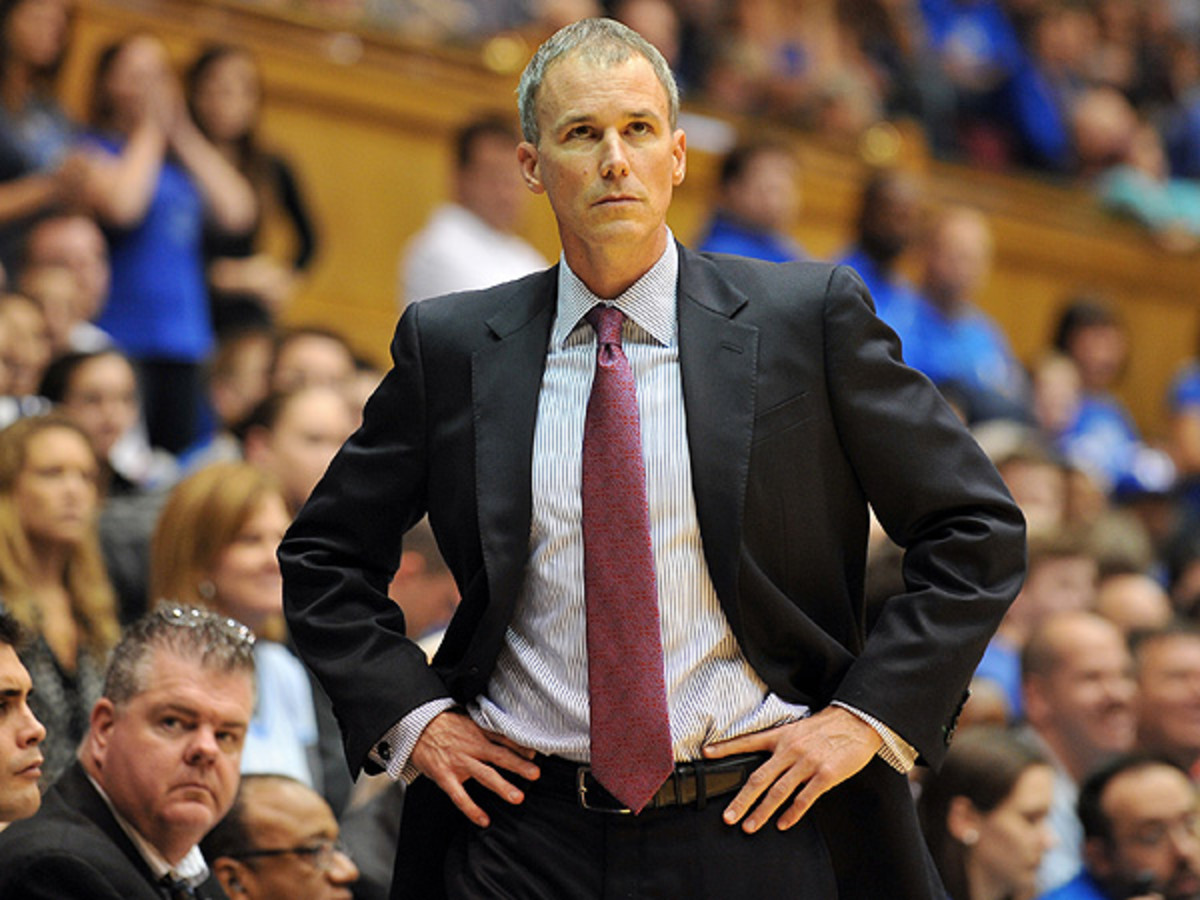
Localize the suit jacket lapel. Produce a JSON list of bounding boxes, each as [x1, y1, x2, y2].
[[471, 269, 557, 648], [52, 762, 173, 897], [676, 247, 757, 625]]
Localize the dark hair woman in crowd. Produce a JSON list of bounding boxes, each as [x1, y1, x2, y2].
[[919, 726, 1057, 900], [0, 0, 88, 267], [186, 43, 318, 336], [80, 32, 255, 455]]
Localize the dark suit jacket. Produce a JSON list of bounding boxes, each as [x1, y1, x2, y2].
[[0, 761, 229, 899], [281, 247, 1026, 899]]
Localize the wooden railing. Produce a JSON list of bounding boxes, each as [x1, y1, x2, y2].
[[64, 0, 1200, 439]]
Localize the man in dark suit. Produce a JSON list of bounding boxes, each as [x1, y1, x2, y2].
[[0, 611, 46, 826], [0, 605, 257, 899], [281, 17, 1026, 900]]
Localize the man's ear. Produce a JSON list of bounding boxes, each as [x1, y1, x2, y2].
[[87, 698, 117, 769], [517, 141, 544, 194], [671, 129, 687, 187], [1022, 675, 1048, 727], [212, 858, 255, 897]]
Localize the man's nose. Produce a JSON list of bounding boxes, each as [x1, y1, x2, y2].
[[185, 726, 220, 764], [328, 847, 359, 885], [599, 130, 630, 179], [18, 703, 45, 747]]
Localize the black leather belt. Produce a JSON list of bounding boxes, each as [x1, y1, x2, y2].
[[533, 752, 767, 814]]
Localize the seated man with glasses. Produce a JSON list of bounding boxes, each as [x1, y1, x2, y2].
[[0, 604, 257, 899], [201, 773, 358, 899], [1039, 753, 1200, 900]]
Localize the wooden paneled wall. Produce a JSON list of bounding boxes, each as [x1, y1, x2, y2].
[[65, 0, 1200, 439]]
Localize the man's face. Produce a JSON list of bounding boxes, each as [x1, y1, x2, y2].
[[924, 215, 991, 305], [518, 52, 685, 269], [0, 644, 45, 823], [1092, 765, 1200, 900], [1137, 635, 1200, 768], [458, 132, 528, 234], [225, 779, 358, 900], [254, 387, 356, 514], [26, 217, 110, 320], [723, 150, 800, 233], [1030, 621, 1137, 762], [271, 336, 355, 398], [90, 649, 253, 863]]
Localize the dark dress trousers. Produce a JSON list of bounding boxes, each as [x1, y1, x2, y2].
[[0, 761, 229, 899], [280, 247, 1027, 899]]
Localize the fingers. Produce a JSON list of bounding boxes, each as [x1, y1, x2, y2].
[[722, 754, 802, 832], [436, 769, 492, 828], [702, 730, 768, 759], [717, 713, 881, 833], [413, 713, 539, 827]]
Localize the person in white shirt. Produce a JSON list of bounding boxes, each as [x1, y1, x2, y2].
[[398, 117, 546, 307]]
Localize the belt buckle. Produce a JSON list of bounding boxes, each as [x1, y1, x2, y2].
[[576, 766, 633, 814]]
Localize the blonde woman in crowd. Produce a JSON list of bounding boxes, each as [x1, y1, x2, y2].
[[0, 413, 117, 784], [150, 460, 319, 786]]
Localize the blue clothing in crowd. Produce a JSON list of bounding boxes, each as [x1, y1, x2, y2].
[[1098, 165, 1200, 236], [974, 635, 1023, 719], [838, 246, 921, 353], [903, 297, 1031, 420], [1170, 362, 1200, 413], [1065, 393, 1166, 496], [1038, 871, 1108, 900], [697, 213, 806, 264], [87, 133, 214, 364]]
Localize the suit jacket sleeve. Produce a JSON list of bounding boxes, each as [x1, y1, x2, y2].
[[280, 302, 449, 774], [819, 265, 1026, 764]]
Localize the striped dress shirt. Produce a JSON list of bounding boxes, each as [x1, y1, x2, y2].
[[375, 237, 915, 780], [472, 238, 810, 762]]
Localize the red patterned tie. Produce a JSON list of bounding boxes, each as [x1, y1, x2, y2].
[[582, 305, 674, 813]]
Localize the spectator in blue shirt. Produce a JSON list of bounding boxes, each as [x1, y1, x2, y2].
[[1038, 754, 1200, 900], [838, 168, 924, 351], [1051, 296, 1175, 497], [696, 138, 806, 264], [906, 205, 1032, 423]]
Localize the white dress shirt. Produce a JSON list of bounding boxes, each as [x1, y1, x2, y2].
[[375, 235, 915, 780], [399, 203, 547, 306]]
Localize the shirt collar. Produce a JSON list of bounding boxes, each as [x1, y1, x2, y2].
[[87, 771, 210, 887], [552, 231, 678, 349]]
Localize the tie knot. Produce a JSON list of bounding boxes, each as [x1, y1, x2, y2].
[[586, 305, 625, 348]]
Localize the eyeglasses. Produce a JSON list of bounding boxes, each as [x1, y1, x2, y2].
[[1122, 813, 1200, 850], [232, 839, 351, 872], [158, 603, 255, 648]]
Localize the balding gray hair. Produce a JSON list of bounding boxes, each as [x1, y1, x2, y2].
[[517, 17, 679, 146]]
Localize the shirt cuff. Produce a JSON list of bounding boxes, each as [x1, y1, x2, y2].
[[367, 697, 457, 783], [830, 701, 918, 774]]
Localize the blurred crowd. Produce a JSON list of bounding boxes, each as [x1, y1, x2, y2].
[[0, 0, 1198, 898]]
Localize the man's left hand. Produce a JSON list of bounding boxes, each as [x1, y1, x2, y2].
[[702, 706, 882, 833]]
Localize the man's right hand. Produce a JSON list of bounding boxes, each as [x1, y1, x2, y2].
[[410, 710, 540, 827]]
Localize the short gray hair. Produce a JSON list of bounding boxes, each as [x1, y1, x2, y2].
[[103, 602, 256, 707], [517, 17, 679, 146]]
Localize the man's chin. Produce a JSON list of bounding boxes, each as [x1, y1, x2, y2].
[[1166, 870, 1200, 900]]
